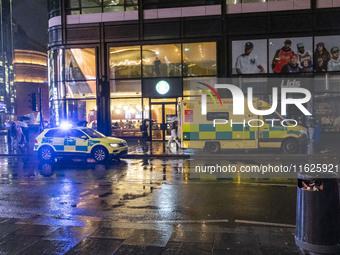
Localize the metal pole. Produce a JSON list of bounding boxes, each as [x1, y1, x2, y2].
[[38, 87, 43, 131]]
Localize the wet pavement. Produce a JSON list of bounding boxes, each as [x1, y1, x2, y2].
[[0, 156, 307, 254], [0, 131, 339, 254]]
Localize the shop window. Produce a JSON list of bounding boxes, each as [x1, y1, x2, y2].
[[110, 80, 141, 97], [65, 48, 96, 81], [183, 77, 217, 96], [142, 44, 182, 78], [65, 48, 96, 99], [183, 42, 216, 77], [66, 81, 96, 99], [314, 74, 340, 93], [103, 0, 125, 12], [110, 46, 141, 79], [269, 37, 313, 74], [232, 39, 267, 75], [67, 99, 97, 126], [314, 94, 340, 132], [110, 98, 143, 137]]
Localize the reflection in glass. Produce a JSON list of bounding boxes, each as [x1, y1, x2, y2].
[[183, 42, 216, 76], [65, 48, 96, 81], [110, 98, 143, 137], [142, 44, 182, 77], [67, 99, 97, 125], [66, 81, 96, 98], [110, 46, 141, 79], [110, 80, 141, 97]]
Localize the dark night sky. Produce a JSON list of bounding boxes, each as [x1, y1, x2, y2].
[[12, 0, 48, 50]]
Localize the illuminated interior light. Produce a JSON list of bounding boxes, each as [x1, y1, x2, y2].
[[115, 109, 121, 114], [123, 106, 128, 110], [155, 51, 159, 55], [118, 105, 122, 108]]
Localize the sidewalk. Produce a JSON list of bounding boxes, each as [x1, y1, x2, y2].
[[0, 215, 298, 255], [0, 133, 339, 159]]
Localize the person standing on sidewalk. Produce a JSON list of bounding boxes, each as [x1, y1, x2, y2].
[[167, 125, 181, 148]]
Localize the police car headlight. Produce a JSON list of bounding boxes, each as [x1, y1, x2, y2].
[[110, 143, 119, 148]]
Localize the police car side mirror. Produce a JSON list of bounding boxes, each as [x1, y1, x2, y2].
[[81, 135, 88, 140]]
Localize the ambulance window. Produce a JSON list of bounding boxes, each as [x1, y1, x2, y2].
[[53, 130, 71, 138], [264, 112, 282, 125], [207, 112, 229, 121]]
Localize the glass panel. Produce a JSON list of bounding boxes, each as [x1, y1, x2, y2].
[[142, 44, 182, 77], [110, 46, 141, 79], [164, 104, 177, 141], [314, 74, 340, 92], [65, 48, 96, 81], [232, 40, 267, 74], [269, 37, 313, 74], [314, 93, 340, 132], [183, 77, 217, 96], [226, 0, 241, 3], [81, 0, 102, 8], [183, 42, 216, 76], [103, 5, 125, 12], [82, 7, 102, 13], [66, 0, 80, 9], [67, 99, 97, 125], [314, 35, 340, 72], [50, 100, 65, 127], [110, 98, 143, 137], [110, 80, 141, 97], [151, 104, 163, 140], [66, 81, 96, 99]]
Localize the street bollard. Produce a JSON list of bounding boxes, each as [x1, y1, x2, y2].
[[295, 173, 340, 255]]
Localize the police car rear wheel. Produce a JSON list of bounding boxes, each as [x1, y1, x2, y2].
[[205, 142, 221, 153], [282, 139, 298, 154], [38, 147, 54, 162], [92, 146, 108, 163]]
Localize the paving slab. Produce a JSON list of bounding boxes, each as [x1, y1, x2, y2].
[[65, 237, 123, 255], [19, 239, 74, 255]]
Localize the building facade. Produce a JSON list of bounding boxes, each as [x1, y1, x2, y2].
[[0, 0, 15, 129], [48, 0, 340, 139], [14, 49, 49, 122]]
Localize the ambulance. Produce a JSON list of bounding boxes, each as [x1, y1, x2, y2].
[[179, 98, 308, 154]]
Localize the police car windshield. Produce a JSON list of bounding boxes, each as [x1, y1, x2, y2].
[[81, 128, 106, 138]]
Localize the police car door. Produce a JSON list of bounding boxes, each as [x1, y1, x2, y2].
[[67, 129, 89, 153], [50, 129, 68, 152]]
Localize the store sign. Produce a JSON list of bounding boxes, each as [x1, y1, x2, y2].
[[142, 78, 182, 98], [155, 80, 170, 95]]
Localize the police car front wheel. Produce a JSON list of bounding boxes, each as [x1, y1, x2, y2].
[[92, 146, 109, 163], [38, 146, 55, 162]]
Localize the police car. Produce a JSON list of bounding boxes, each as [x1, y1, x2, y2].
[[34, 126, 128, 162]]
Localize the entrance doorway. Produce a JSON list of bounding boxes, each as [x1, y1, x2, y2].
[[150, 102, 177, 141]]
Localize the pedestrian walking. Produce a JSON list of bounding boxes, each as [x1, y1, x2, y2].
[[139, 120, 148, 143], [167, 125, 181, 148]]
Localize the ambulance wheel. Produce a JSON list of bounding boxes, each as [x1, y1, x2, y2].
[[38, 146, 54, 162], [205, 142, 221, 153], [282, 139, 298, 154], [92, 146, 108, 163]]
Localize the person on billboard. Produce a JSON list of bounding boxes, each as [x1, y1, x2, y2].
[[296, 42, 313, 72], [313, 42, 330, 72], [327, 46, 340, 71], [235, 42, 265, 74], [272, 39, 294, 73], [280, 54, 301, 73]]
